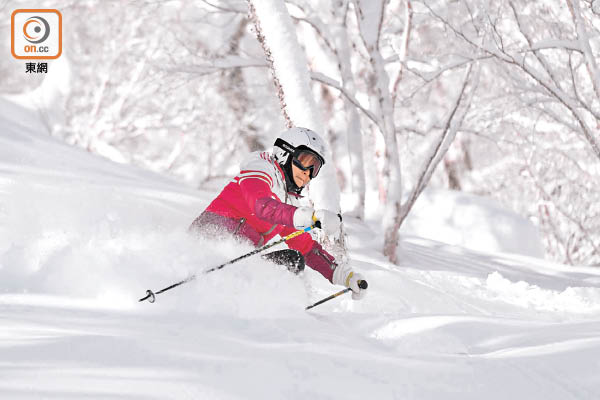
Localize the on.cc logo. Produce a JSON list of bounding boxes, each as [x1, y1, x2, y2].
[[11, 9, 62, 60], [23, 16, 50, 44]]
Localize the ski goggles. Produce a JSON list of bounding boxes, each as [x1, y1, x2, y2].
[[274, 138, 325, 179], [292, 149, 323, 179]]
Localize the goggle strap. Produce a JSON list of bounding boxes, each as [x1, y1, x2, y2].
[[274, 138, 296, 154]]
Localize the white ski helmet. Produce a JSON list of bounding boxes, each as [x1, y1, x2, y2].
[[273, 127, 327, 179]]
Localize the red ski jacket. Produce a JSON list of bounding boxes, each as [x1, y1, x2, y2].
[[191, 151, 337, 282]]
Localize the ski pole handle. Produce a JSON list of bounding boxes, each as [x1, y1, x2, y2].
[[312, 214, 321, 229], [309, 212, 342, 231]]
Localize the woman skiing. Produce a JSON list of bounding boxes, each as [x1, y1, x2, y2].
[[190, 127, 367, 300]]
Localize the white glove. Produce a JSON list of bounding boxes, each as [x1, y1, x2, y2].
[[293, 206, 315, 230], [332, 265, 367, 300], [314, 209, 341, 236]]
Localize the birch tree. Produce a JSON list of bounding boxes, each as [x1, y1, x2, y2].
[[349, 0, 474, 262], [287, 0, 475, 262], [287, 0, 367, 218], [329, 1, 367, 219], [247, 0, 342, 213]]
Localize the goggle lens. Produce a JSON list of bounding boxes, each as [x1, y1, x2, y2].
[[292, 151, 322, 178]]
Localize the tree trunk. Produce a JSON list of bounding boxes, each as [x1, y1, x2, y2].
[[354, 0, 403, 262], [331, 1, 365, 219], [247, 0, 341, 212]]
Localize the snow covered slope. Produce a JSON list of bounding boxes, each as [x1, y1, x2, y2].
[[399, 188, 545, 258], [1, 96, 600, 399]]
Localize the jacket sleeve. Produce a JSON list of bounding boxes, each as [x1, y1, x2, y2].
[[280, 226, 337, 282], [238, 174, 297, 228]]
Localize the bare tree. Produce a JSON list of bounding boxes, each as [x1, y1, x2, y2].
[[286, 0, 476, 262], [420, 0, 600, 265]]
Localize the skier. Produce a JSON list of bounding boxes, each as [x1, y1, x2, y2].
[[190, 127, 367, 300]]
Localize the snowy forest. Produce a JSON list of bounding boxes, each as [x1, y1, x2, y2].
[[1, 0, 599, 267]]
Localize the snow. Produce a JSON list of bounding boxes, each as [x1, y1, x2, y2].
[[398, 188, 545, 258], [2, 97, 600, 399]]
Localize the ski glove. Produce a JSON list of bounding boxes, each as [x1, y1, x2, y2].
[[293, 207, 341, 235], [314, 209, 341, 236], [293, 206, 316, 230], [332, 264, 367, 300]]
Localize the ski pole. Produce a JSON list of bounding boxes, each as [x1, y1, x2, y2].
[[139, 223, 320, 303], [305, 280, 368, 310]]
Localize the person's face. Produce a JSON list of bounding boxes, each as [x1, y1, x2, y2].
[[290, 151, 322, 188], [292, 162, 311, 188]]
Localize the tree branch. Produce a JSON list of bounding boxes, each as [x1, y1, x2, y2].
[[310, 71, 384, 132], [399, 63, 474, 224]]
